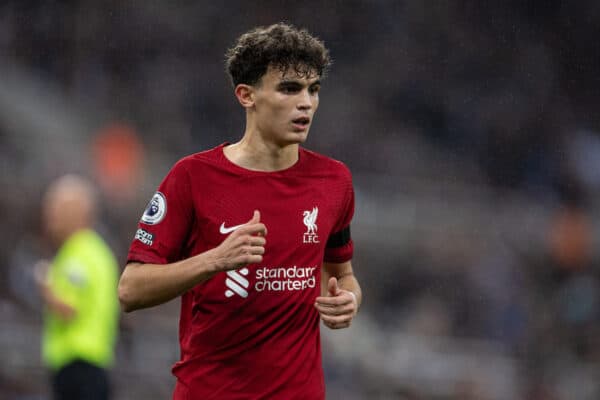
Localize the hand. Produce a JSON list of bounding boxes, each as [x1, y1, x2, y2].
[[34, 260, 77, 320], [212, 210, 267, 272], [33, 260, 50, 287], [315, 277, 358, 329]]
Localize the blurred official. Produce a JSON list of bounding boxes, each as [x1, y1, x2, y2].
[[36, 175, 119, 400]]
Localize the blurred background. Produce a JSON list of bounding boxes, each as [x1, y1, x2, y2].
[[2, 1, 600, 399]]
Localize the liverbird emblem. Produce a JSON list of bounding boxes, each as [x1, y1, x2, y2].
[[302, 207, 319, 243]]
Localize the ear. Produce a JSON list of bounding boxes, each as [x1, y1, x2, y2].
[[234, 84, 255, 109]]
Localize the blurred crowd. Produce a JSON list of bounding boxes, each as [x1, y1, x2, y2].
[[2, 1, 600, 399]]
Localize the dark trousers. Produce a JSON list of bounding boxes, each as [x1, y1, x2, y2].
[[51, 360, 110, 400]]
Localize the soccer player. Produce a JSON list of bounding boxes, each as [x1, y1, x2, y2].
[[36, 175, 119, 400], [118, 23, 362, 399]]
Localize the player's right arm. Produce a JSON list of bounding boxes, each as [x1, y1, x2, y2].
[[118, 211, 266, 312]]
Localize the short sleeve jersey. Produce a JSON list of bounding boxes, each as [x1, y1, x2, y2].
[[128, 144, 354, 400]]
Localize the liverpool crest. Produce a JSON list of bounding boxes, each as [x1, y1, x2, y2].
[[303, 207, 319, 243]]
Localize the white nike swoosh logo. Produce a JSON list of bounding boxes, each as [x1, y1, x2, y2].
[[219, 222, 245, 234]]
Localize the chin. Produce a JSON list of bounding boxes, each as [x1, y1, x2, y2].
[[269, 127, 310, 147], [292, 136, 308, 144], [284, 138, 307, 147], [288, 130, 310, 144]]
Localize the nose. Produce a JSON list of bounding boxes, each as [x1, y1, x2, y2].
[[297, 89, 313, 111]]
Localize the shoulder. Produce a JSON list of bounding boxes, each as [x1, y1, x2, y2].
[[70, 230, 114, 256], [173, 144, 224, 169], [164, 144, 226, 180], [61, 230, 97, 255], [58, 230, 117, 269], [299, 147, 352, 181]]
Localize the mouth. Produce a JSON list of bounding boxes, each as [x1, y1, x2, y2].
[[291, 116, 311, 130]]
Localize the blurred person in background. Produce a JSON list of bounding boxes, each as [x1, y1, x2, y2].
[[35, 175, 119, 400], [118, 23, 362, 399]]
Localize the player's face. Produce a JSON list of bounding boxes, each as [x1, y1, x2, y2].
[[252, 65, 321, 146]]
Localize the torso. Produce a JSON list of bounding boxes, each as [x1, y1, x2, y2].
[[129, 144, 354, 399]]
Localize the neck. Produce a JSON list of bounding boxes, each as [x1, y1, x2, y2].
[[52, 225, 88, 249], [224, 132, 299, 172]]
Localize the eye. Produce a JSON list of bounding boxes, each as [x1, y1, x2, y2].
[[309, 85, 321, 95], [279, 85, 301, 94]]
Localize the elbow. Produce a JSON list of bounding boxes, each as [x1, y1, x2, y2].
[[118, 279, 138, 313]]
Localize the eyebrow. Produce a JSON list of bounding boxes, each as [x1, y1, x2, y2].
[[277, 79, 321, 87]]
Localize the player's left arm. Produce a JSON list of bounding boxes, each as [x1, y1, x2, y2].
[[315, 261, 362, 329]]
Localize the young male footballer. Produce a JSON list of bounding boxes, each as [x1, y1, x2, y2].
[[118, 23, 362, 399]]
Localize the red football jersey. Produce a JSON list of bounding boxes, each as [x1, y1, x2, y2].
[[128, 143, 354, 400]]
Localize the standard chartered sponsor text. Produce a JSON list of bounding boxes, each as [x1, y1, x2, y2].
[[254, 265, 316, 292]]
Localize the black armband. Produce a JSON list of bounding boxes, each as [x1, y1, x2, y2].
[[326, 226, 351, 248]]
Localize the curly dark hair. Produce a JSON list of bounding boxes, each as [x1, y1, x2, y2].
[[225, 23, 332, 87]]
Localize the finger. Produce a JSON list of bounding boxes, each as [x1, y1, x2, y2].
[[249, 236, 266, 246], [236, 235, 266, 247], [314, 303, 355, 316], [251, 210, 268, 236], [315, 295, 352, 306], [238, 242, 265, 255], [249, 254, 263, 264], [236, 223, 267, 237], [324, 321, 351, 330], [324, 318, 351, 329], [250, 210, 260, 224], [234, 254, 263, 267], [33, 260, 50, 283], [328, 277, 340, 297], [320, 313, 352, 326], [249, 245, 265, 255], [236, 210, 264, 235], [315, 305, 355, 317]]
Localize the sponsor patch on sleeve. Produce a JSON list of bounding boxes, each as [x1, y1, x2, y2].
[[134, 228, 154, 246], [140, 192, 167, 225]]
